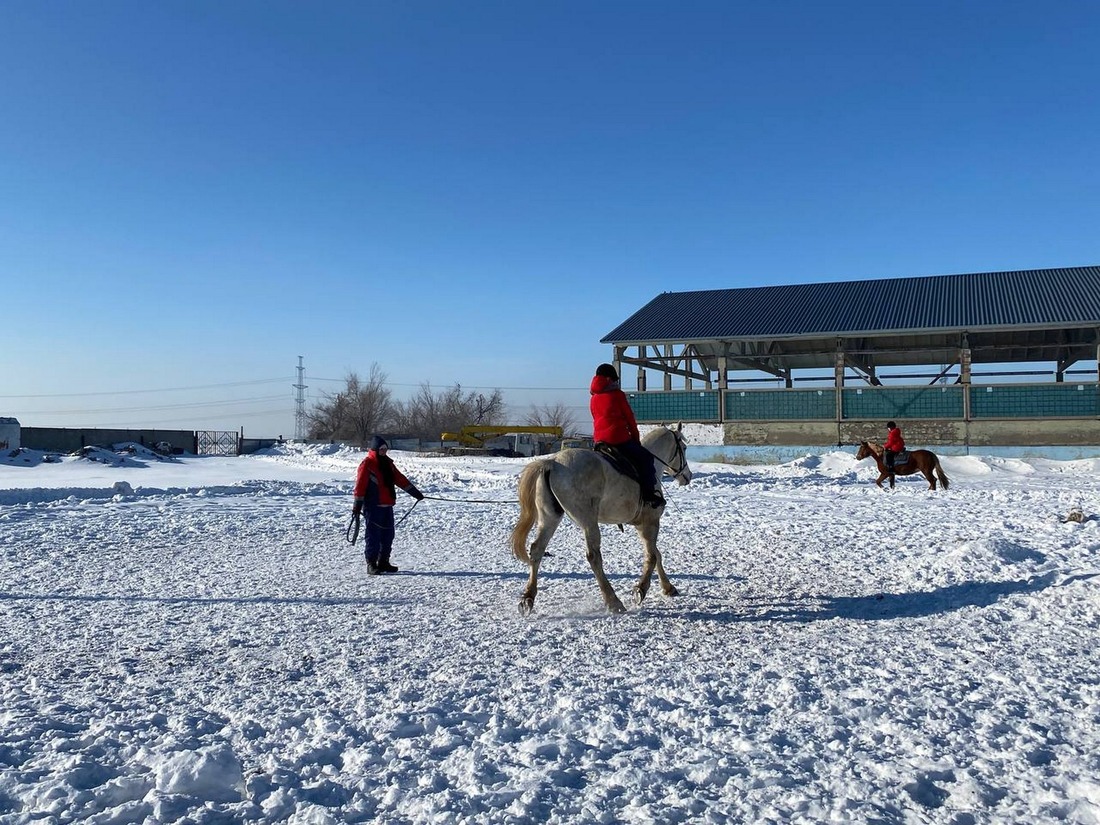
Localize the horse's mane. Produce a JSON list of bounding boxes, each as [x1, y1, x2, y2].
[[864, 441, 883, 455]]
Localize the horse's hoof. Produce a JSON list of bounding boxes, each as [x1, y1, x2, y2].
[[664, 584, 680, 597], [633, 587, 648, 606], [518, 598, 534, 616], [608, 599, 627, 614]]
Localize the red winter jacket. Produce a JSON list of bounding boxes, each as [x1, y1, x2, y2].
[[590, 374, 640, 445], [884, 427, 905, 452], [354, 449, 413, 507]]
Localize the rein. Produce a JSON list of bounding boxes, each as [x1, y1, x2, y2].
[[394, 499, 420, 527], [344, 513, 360, 545], [649, 430, 689, 481], [344, 436, 683, 547], [344, 499, 423, 546], [424, 494, 519, 505]]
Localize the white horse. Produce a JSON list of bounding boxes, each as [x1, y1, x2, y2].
[[510, 425, 692, 614]]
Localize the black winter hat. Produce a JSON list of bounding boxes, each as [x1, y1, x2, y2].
[[370, 436, 389, 451], [595, 363, 619, 380], [886, 421, 897, 429]]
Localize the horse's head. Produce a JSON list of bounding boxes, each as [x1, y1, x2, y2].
[[855, 441, 880, 461], [645, 423, 692, 486], [669, 425, 692, 486]]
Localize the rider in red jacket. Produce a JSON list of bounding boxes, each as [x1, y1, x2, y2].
[[590, 363, 663, 508], [884, 421, 905, 472]]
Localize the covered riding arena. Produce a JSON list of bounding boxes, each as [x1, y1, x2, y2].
[[601, 265, 1100, 447]]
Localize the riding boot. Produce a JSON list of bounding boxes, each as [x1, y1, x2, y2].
[[365, 523, 381, 574], [378, 553, 399, 574]]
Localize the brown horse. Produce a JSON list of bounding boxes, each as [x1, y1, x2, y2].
[[856, 441, 950, 490]]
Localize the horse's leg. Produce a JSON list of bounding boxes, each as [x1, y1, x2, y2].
[[924, 462, 937, 490], [519, 511, 562, 616], [582, 521, 626, 614], [634, 519, 677, 604], [884, 457, 898, 489], [633, 521, 656, 604]]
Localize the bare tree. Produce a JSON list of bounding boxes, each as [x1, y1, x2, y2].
[[307, 364, 393, 444], [392, 382, 505, 441], [470, 388, 506, 425], [524, 401, 579, 435]]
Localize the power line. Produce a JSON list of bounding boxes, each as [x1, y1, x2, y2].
[[5, 376, 590, 398], [13, 394, 289, 416], [308, 376, 588, 391], [118, 408, 293, 426], [47, 407, 296, 429], [0, 378, 292, 399]]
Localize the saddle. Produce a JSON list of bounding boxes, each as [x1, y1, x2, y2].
[[593, 442, 640, 483], [593, 443, 665, 509], [888, 450, 910, 467]]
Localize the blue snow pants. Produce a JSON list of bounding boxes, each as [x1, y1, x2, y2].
[[364, 505, 395, 565]]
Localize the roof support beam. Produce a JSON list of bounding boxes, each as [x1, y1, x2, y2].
[[619, 346, 709, 384], [839, 338, 882, 386], [844, 357, 882, 386], [926, 361, 959, 386]]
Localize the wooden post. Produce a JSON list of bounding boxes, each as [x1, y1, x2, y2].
[[834, 343, 845, 425], [960, 335, 971, 422]]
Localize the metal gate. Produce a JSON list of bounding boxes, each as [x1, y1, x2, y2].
[[196, 430, 239, 456]]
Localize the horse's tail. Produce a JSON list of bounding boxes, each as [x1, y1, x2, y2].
[[511, 460, 551, 564], [934, 455, 950, 490]]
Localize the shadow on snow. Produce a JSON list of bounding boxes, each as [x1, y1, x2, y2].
[[675, 571, 1099, 624]]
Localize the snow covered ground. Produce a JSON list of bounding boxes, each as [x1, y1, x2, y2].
[[2, 438, 1099, 824]]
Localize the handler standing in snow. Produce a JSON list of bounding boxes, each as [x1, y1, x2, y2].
[[352, 436, 424, 575]]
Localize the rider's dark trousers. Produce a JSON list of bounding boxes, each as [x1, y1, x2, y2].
[[615, 440, 660, 498]]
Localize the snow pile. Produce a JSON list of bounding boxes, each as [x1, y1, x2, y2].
[[2, 443, 1099, 822]]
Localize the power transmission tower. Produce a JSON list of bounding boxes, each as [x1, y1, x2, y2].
[[294, 356, 308, 440]]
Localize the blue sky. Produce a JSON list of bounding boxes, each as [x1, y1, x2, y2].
[[2, 0, 1098, 437]]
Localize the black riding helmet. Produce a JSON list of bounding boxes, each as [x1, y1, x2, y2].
[[886, 421, 897, 429], [595, 363, 619, 381]]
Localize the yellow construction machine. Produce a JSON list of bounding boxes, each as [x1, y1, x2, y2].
[[440, 425, 564, 457]]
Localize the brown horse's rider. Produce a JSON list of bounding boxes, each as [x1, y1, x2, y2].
[[884, 421, 905, 474]]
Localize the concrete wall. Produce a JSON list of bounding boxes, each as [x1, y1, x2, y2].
[[20, 427, 196, 454], [962, 419, 1100, 447], [723, 419, 1100, 447]]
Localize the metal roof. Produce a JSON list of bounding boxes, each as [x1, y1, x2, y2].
[[602, 265, 1100, 344]]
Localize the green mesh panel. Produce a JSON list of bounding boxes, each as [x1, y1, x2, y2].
[[970, 383, 1100, 418], [842, 386, 963, 419], [626, 391, 721, 422], [724, 389, 836, 420], [625, 383, 1098, 423]]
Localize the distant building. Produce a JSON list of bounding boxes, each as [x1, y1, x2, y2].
[[0, 417, 20, 451], [602, 265, 1100, 447]]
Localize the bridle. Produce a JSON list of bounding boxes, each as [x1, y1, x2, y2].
[[652, 428, 690, 483]]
